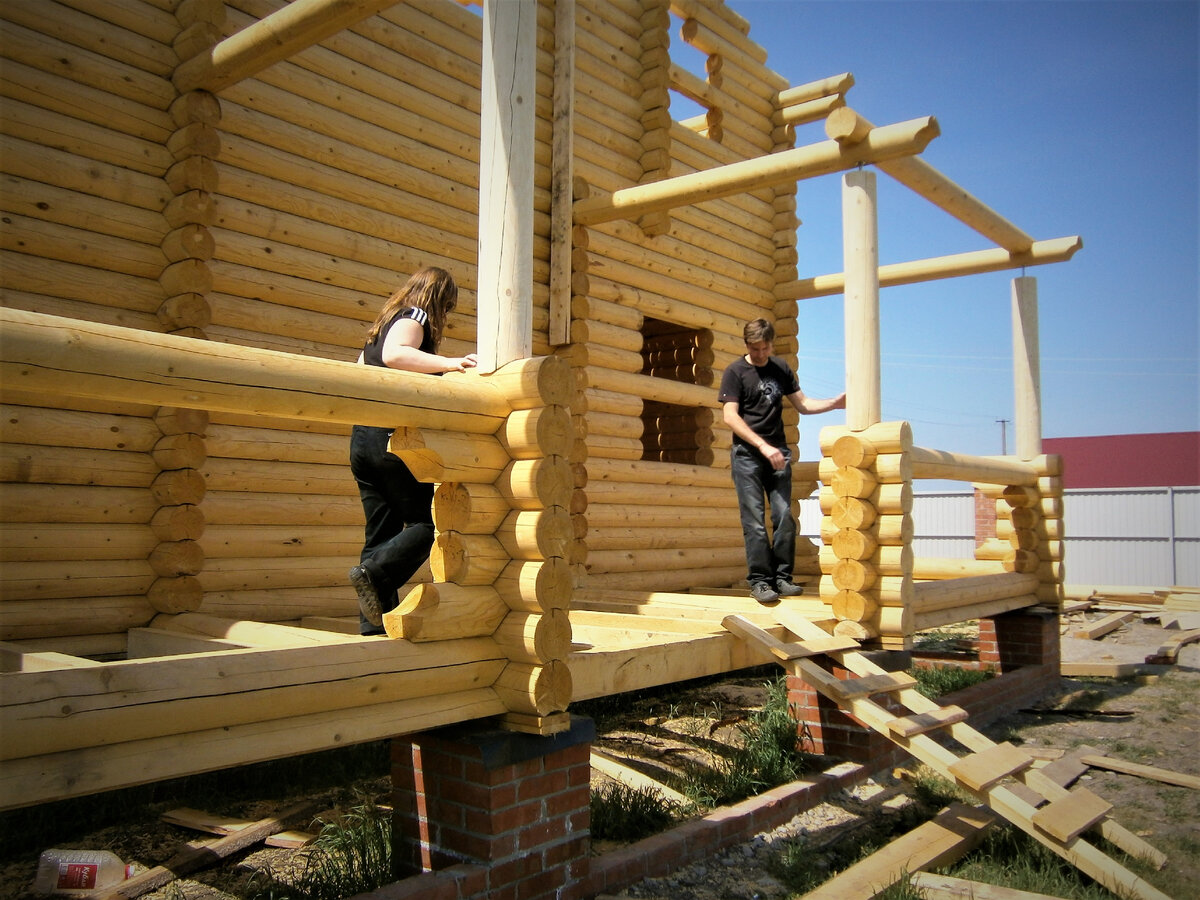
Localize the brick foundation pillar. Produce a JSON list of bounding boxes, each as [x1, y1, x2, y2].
[[788, 651, 910, 766], [978, 608, 1060, 674], [392, 716, 594, 900], [973, 488, 997, 547]]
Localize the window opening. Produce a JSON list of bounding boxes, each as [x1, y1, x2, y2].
[[640, 318, 715, 466]]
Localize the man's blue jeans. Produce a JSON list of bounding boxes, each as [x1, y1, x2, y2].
[[730, 442, 795, 588]]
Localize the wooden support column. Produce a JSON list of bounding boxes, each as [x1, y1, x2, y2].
[[477, 0, 536, 373], [1012, 276, 1042, 461], [547, 0, 575, 347], [842, 170, 881, 431]]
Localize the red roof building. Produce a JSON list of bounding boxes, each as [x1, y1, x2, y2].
[[1042, 432, 1200, 490]]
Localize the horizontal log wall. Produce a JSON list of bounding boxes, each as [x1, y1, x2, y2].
[[0, 0, 176, 644], [1, 0, 815, 631], [567, 0, 808, 593], [0, 0, 557, 643], [818, 422, 1066, 646]]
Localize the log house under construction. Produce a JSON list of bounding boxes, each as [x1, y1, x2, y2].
[[1, 1, 1127, 896]]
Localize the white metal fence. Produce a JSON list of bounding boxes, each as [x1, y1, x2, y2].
[[799, 486, 1200, 590]]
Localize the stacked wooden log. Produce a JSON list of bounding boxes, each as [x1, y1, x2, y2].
[[639, 320, 715, 465], [818, 420, 1065, 646], [3, 305, 578, 736], [148, 407, 208, 615], [818, 422, 916, 647], [386, 355, 577, 734], [563, 0, 827, 593], [636, 0, 673, 237], [979, 456, 1066, 606], [0, 0, 180, 651]]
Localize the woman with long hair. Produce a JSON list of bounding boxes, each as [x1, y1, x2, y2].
[[348, 267, 478, 634]]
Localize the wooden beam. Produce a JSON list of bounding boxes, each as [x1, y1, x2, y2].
[[909, 445, 1040, 487], [590, 751, 691, 806], [777, 72, 855, 107], [547, 0, 575, 347], [912, 572, 1040, 614], [150, 612, 365, 646], [802, 803, 996, 900], [782, 236, 1083, 300], [2, 687, 507, 809], [910, 872, 1067, 900], [573, 116, 940, 225], [98, 802, 317, 900], [1070, 611, 1135, 640], [0, 642, 104, 672], [913, 595, 1039, 632], [843, 169, 881, 431], [569, 629, 766, 703], [1080, 754, 1200, 790], [1011, 276, 1044, 460], [827, 107, 1035, 252], [173, 0, 404, 94], [569, 610, 724, 634], [3, 636, 506, 763], [0, 308, 509, 434], [476, 0, 536, 372]]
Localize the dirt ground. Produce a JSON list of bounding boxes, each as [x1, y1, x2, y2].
[[2, 615, 1197, 900], [605, 616, 1200, 900]]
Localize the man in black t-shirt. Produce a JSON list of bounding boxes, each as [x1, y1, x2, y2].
[[718, 318, 846, 604]]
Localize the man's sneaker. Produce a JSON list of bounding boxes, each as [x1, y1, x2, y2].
[[750, 581, 780, 605], [349, 565, 383, 627], [775, 579, 804, 597]]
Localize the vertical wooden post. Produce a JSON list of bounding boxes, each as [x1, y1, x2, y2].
[[478, 0, 536, 373], [842, 170, 880, 431], [548, 0, 575, 347], [1012, 275, 1042, 460]]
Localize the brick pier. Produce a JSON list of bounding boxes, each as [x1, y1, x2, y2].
[[384, 716, 593, 900]]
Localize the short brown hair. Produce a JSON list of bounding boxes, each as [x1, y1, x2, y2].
[[743, 318, 775, 344]]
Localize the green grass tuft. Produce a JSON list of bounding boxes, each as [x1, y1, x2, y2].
[[945, 825, 1114, 898], [246, 805, 393, 900], [679, 676, 815, 808], [589, 782, 683, 841], [909, 664, 994, 699]]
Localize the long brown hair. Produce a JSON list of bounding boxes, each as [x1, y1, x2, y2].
[[366, 266, 458, 350]]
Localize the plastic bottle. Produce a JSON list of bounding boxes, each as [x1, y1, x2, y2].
[[32, 849, 133, 896]]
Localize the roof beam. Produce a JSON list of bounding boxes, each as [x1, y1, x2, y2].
[[827, 107, 1036, 252], [173, 0, 403, 94], [573, 116, 940, 226], [782, 235, 1083, 300]]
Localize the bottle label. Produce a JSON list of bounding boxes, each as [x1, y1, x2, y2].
[[59, 863, 99, 889]]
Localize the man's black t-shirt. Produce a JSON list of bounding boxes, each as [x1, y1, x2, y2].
[[718, 356, 800, 448]]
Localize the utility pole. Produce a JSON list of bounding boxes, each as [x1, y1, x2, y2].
[[996, 419, 1010, 456]]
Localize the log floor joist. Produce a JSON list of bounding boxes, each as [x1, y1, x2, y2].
[[0, 590, 796, 809]]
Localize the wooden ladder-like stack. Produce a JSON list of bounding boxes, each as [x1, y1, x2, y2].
[[722, 611, 1172, 900]]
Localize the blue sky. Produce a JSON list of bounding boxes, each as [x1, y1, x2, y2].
[[698, 0, 1198, 463]]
